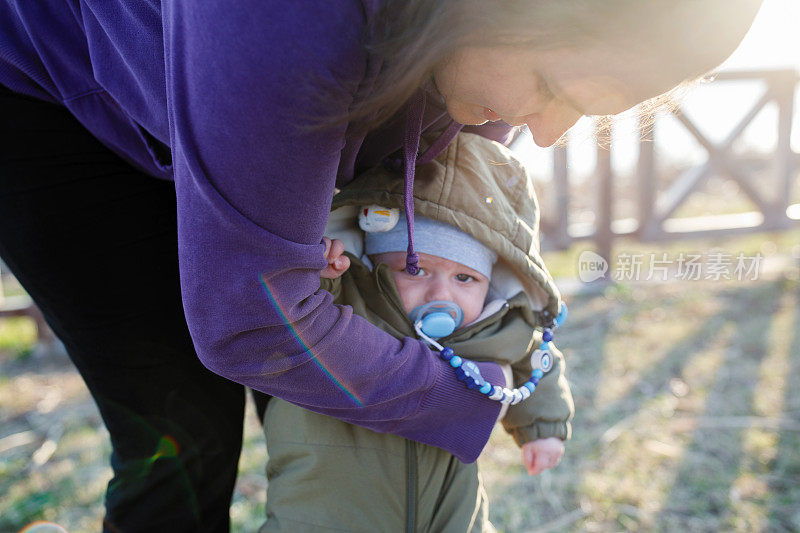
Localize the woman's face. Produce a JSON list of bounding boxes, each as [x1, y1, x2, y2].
[[432, 27, 750, 147], [433, 44, 700, 147]]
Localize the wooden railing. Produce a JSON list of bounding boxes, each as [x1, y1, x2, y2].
[[536, 69, 800, 261], [1, 264, 56, 350]]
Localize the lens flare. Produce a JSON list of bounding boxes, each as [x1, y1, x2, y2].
[[152, 434, 179, 461], [19, 522, 67, 533], [259, 274, 363, 407]]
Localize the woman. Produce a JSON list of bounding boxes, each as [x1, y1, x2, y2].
[[0, 1, 761, 531]]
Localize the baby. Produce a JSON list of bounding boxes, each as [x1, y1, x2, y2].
[[321, 213, 566, 475], [260, 132, 573, 532]]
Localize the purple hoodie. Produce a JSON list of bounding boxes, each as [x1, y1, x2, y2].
[[0, 0, 515, 462]]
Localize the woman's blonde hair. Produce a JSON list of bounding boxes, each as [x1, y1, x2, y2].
[[339, 0, 758, 131]]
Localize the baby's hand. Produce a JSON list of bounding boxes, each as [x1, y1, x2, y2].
[[522, 438, 564, 476], [321, 237, 350, 279]]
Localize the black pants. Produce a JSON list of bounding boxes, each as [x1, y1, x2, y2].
[[0, 85, 268, 532]]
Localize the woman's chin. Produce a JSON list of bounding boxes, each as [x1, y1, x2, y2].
[[445, 105, 489, 126], [455, 115, 489, 126]]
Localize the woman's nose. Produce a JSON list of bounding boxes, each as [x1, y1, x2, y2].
[[526, 100, 582, 147]]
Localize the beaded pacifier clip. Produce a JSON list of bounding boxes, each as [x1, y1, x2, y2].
[[415, 302, 568, 405]]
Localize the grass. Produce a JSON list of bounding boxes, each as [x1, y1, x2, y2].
[[1, 236, 799, 532], [481, 274, 800, 532], [0, 317, 37, 359]]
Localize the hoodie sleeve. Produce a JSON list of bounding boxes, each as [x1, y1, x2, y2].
[[502, 344, 574, 446], [162, 0, 505, 463]]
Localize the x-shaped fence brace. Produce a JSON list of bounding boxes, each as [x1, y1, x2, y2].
[[642, 69, 797, 240], [540, 69, 799, 254]]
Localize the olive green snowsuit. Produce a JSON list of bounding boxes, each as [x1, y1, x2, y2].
[[261, 133, 574, 532]]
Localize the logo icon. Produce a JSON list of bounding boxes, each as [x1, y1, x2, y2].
[[578, 250, 608, 282]]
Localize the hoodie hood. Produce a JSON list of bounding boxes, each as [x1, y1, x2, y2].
[[328, 131, 561, 323]]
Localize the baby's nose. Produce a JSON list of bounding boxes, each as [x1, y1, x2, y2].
[[426, 279, 453, 302]]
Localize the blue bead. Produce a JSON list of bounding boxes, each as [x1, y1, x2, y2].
[[530, 377, 539, 386], [539, 341, 552, 352], [524, 382, 536, 393], [531, 369, 544, 380], [440, 347, 454, 361], [450, 355, 462, 368], [556, 302, 568, 326], [542, 328, 553, 342], [480, 382, 492, 394]]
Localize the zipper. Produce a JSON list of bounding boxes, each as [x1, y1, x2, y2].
[[405, 440, 417, 533]]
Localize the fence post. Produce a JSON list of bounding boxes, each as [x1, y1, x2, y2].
[[553, 145, 571, 249], [774, 70, 796, 228], [596, 121, 614, 268], [637, 111, 657, 240]]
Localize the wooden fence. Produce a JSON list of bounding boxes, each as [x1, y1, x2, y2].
[[536, 69, 800, 261]]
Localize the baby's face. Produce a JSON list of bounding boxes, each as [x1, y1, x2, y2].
[[372, 251, 490, 327]]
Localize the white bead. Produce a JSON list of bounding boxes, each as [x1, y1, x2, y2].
[[519, 386, 531, 400], [530, 349, 547, 371], [511, 390, 523, 405], [489, 386, 504, 401]]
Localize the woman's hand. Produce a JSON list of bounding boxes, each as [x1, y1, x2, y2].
[[522, 437, 564, 476], [321, 237, 351, 279]]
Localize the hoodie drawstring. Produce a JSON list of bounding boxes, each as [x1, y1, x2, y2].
[[402, 90, 464, 274], [417, 120, 463, 165], [403, 89, 425, 274]]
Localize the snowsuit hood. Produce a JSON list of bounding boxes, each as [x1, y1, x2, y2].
[[331, 131, 562, 323]]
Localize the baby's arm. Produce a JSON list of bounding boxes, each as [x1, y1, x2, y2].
[[321, 237, 351, 279], [503, 343, 574, 475]]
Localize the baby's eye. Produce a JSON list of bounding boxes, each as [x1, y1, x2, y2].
[[408, 267, 426, 277], [455, 273, 474, 283]]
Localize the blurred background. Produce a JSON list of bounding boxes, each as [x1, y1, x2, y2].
[[2, 1, 799, 531]]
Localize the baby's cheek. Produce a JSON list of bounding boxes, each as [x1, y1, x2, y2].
[[462, 285, 490, 324], [392, 278, 419, 315], [459, 300, 482, 325]]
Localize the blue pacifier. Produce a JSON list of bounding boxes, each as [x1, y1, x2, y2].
[[409, 300, 464, 339]]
